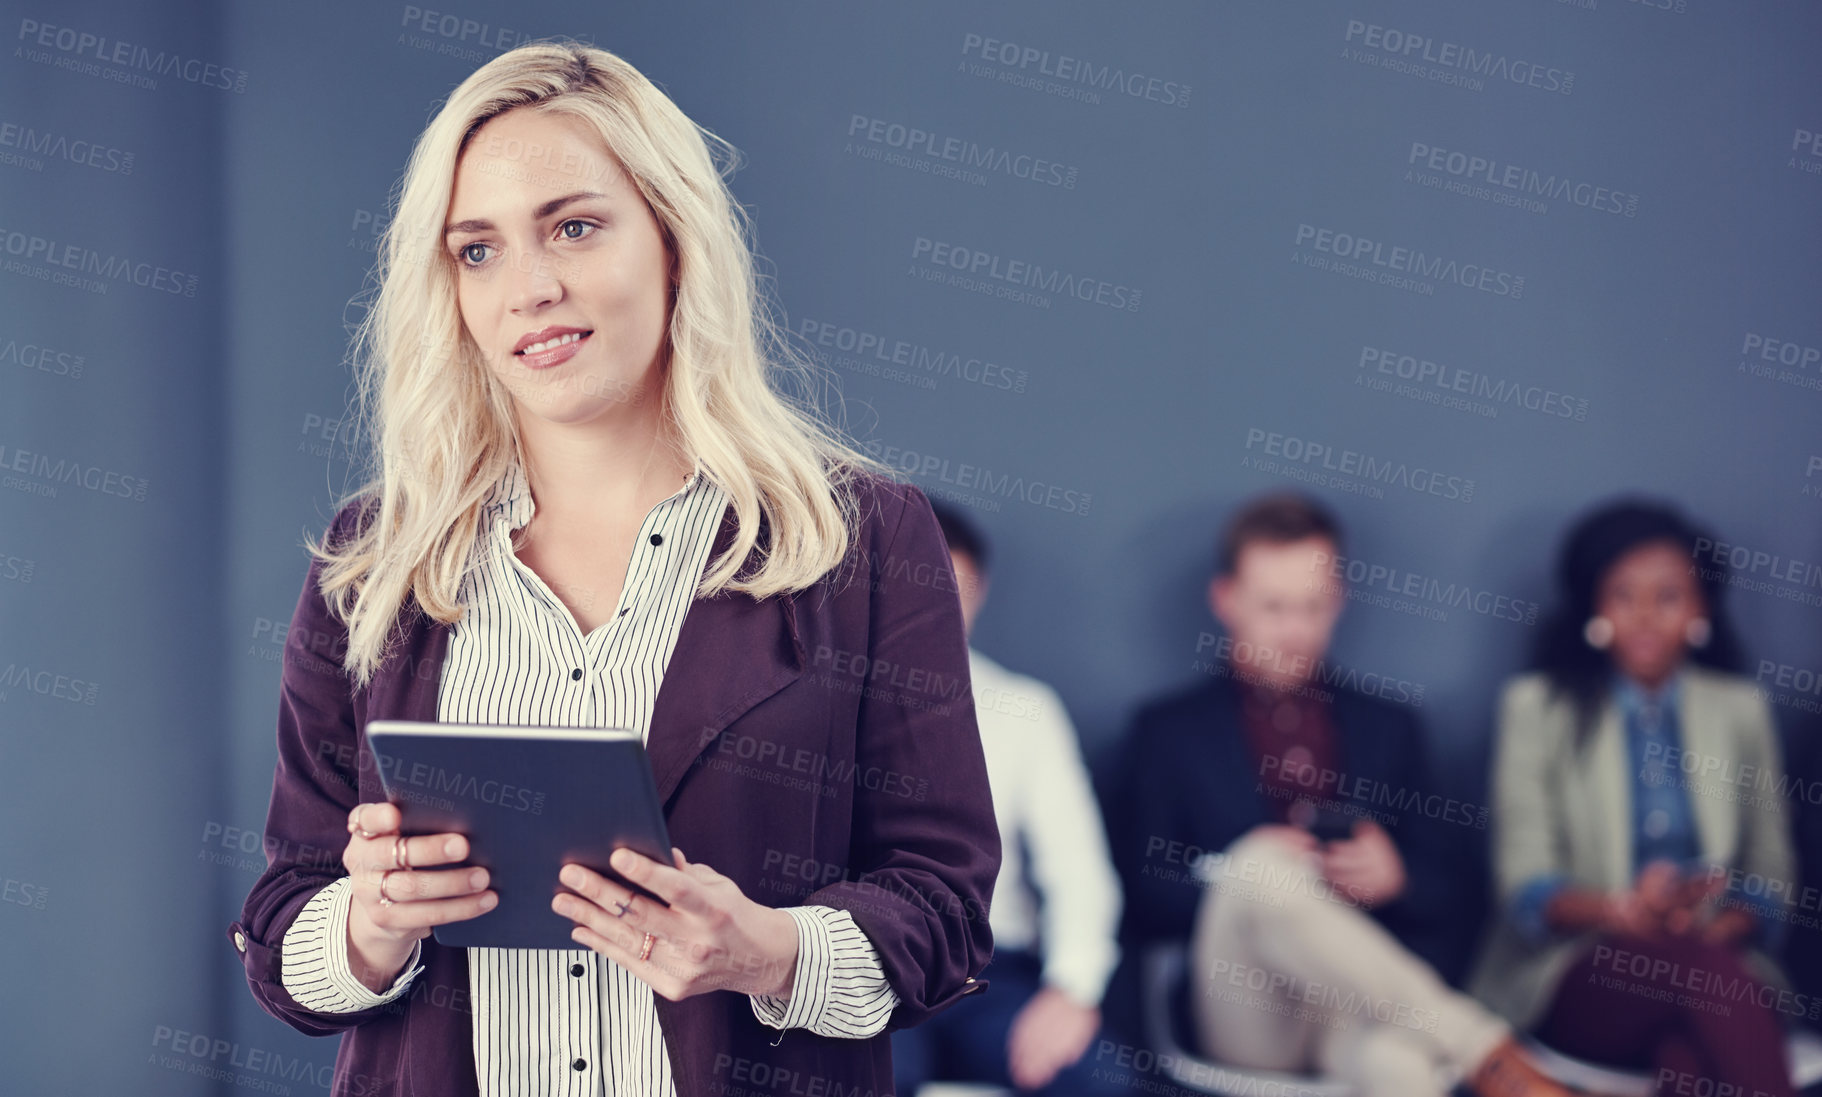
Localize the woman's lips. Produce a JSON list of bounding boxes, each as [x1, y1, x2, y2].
[[517, 330, 591, 369]]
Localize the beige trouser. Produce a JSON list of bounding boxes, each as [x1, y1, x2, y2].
[[1189, 830, 1510, 1097]]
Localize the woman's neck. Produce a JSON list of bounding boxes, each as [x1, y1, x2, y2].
[[514, 404, 691, 529], [1616, 660, 1683, 698]]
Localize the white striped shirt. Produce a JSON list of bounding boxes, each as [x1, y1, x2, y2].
[[280, 456, 899, 1094]]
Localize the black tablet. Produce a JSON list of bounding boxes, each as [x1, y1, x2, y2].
[[365, 719, 673, 950]]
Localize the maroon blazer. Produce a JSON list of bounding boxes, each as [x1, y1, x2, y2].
[[226, 470, 998, 1097]]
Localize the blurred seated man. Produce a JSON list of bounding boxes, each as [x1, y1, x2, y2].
[[1115, 492, 1567, 1097], [891, 501, 1125, 1097]]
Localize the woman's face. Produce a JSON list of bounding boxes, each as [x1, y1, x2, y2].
[[1596, 538, 1706, 685], [444, 106, 674, 427]]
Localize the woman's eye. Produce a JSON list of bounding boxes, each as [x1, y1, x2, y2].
[[558, 219, 595, 241], [459, 242, 490, 266]]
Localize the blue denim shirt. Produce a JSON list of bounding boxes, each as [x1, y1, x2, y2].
[[1509, 668, 1782, 948]]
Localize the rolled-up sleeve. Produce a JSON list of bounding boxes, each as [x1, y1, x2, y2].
[[749, 904, 898, 1036], [281, 876, 426, 1012]]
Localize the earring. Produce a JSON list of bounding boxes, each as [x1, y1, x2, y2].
[[1583, 615, 1614, 649], [1685, 617, 1711, 649]]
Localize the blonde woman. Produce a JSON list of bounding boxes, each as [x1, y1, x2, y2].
[[226, 40, 997, 1097]]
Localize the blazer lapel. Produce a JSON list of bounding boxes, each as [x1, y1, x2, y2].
[[1587, 699, 1634, 888], [644, 498, 806, 807], [1679, 669, 1738, 866]]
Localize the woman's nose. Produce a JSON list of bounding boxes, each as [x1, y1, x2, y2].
[[507, 246, 562, 312]]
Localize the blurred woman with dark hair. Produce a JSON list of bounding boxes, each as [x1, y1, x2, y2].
[[1469, 498, 1799, 1096]]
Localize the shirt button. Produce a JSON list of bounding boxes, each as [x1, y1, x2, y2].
[[570, 962, 585, 976], [571, 668, 583, 681], [233, 931, 246, 953], [618, 606, 629, 616], [649, 533, 663, 546], [572, 1058, 588, 1071]]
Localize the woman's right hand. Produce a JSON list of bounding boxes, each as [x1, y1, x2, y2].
[[1599, 861, 1706, 939], [342, 801, 497, 992], [1600, 888, 1665, 939]]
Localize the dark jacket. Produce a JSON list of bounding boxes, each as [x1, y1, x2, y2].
[[1114, 669, 1471, 972], [226, 470, 998, 1097]]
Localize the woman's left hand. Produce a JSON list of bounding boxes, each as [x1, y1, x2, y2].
[[552, 847, 800, 1001]]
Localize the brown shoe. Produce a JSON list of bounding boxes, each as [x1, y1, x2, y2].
[[1466, 1036, 1575, 1097]]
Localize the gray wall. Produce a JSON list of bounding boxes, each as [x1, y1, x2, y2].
[[3, 0, 1818, 1089]]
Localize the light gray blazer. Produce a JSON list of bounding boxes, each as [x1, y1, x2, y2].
[[1467, 665, 1796, 1029]]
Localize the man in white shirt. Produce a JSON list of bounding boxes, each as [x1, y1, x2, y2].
[[891, 502, 1125, 1097]]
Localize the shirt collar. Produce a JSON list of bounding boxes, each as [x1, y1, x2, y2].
[[1613, 665, 1683, 718]]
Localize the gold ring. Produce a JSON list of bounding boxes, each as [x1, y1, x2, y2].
[[353, 803, 378, 840], [378, 869, 396, 906], [639, 932, 654, 962], [393, 835, 410, 870]]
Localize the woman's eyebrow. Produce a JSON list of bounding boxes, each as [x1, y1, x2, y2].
[[444, 191, 609, 237]]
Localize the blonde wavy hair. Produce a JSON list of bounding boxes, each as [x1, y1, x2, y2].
[[313, 38, 893, 688]]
